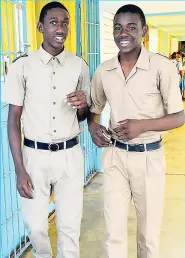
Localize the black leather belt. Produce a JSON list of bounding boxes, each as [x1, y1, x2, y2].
[[24, 137, 78, 152], [111, 138, 162, 152]]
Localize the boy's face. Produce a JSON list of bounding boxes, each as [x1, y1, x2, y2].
[[113, 12, 148, 54], [38, 8, 70, 52]]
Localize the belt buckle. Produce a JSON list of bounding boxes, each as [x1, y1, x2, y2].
[[48, 143, 59, 152]]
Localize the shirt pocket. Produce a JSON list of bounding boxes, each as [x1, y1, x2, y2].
[[25, 67, 52, 102], [128, 76, 161, 113], [61, 74, 81, 97]]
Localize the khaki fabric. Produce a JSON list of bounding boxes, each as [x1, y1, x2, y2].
[[3, 46, 90, 257], [90, 46, 182, 258], [90, 47, 183, 144], [21, 144, 84, 258], [103, 146, 166, 258], [3, 47, 91, 142]]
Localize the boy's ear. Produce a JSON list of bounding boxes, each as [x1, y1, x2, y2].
[[142, 24, 148, 37], [37, 22, 43, 33]]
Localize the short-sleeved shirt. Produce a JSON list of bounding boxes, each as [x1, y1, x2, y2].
[[3, 46, 91, 142], [90, 47, 184, 144]]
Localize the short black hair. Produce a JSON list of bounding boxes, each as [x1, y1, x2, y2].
[[39, 1, 69, 23], [171, 52, 176, 59], [114, 4, 146, 27], [177, 51, 183, 56]]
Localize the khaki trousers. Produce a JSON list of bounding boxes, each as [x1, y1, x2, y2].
[[21, 144, 84, 258], [102, 145, 166, 258]]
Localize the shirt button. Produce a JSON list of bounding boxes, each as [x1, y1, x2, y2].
[[53, 86, 56, 89], [53, 117, 55, 119], [53, 57, 55, 60], [54, 130, 56, 132], [53, 102, 56, 105], [53, 72, 55, 75]]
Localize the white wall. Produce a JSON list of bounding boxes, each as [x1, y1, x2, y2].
[[100, 8, 118, 63], [99, 8, 119, 127], [149, 28, 158, 53], [171, 37, 179, 53]]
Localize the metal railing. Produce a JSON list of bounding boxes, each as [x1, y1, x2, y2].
[[1, 1, 31, 257], [77, 0, 101, 185]]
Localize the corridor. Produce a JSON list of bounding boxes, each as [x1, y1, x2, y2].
[[22, 103, 185, 258]]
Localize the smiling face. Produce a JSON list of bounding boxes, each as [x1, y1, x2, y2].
[[37, 7, 70, 55], [113, 12, 148, 54]]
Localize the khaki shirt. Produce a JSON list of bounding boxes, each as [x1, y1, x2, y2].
[[3, 47, 91, 142], [90, 47, 184, 144]]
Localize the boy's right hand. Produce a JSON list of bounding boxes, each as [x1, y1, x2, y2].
[[90, 124, 112, 148], [16, 169, 34, 199]]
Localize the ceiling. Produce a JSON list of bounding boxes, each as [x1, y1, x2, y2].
[[100, 1, 185, 40]]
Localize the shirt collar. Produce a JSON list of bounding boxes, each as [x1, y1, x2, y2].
[[38, 45, 66, 65], [106, 46, 150, 71]]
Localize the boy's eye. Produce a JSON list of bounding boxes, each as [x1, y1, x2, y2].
[[114, 26, 121, 31], [50, 21, 57, 25], [128, 27, 136, 31], [63, 22, 68, 27]]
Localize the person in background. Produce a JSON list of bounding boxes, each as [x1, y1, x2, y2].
[[176, 51, 185, 96], [181, 53, 185, 99], [171, 52, 178, 68]]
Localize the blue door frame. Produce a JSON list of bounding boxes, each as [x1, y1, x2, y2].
[[76, 0, 102, 185]]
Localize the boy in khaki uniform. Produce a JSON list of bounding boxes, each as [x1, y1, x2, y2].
[[3, 2, 90, 258], [88, 4, 184, 258]]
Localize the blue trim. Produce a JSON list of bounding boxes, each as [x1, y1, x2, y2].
[[76, 0, 81, 56], [96, 0, 100, 66], [49, 202, 55, 215], [5, 1, 11, 60], [76, 0, 102, 178], [1, 51, 26, 55], [94, 0, 102, 172], [146, 11, 185, 17], [0, 0, 2, 255], [156, 24, 185, 27], [1, 1, 31, 257], [22, 0, 28, 53]]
